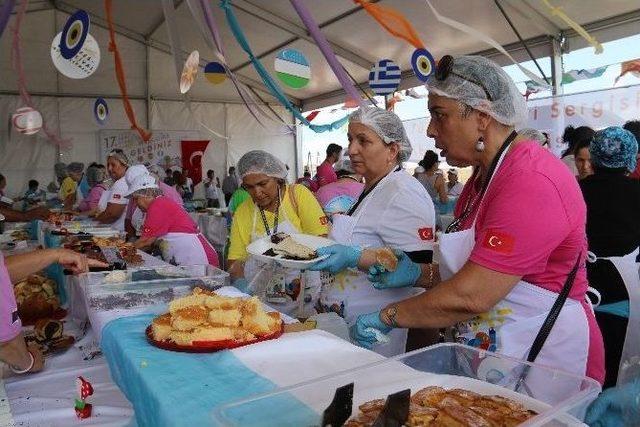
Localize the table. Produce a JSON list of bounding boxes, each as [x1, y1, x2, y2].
[[101, 287, 381, 427]]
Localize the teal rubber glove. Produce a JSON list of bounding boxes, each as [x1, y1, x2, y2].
[[233, 278, 250, 293], [309, 244, 362, 274], [350, 311, 393, 349], [585, 378, 640, 427], [368, 251, 421, 289]]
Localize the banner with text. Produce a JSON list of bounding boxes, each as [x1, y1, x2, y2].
[[98, 129, 200, 175], [526, 84, 640, 155]]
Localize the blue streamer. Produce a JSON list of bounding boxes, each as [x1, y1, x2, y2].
[[220, 0, 349, 133]]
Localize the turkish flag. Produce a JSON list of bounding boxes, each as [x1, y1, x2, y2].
[[482, 229, 515, 254], [181, 140, 210, 186], [418, 227, 434, 241]]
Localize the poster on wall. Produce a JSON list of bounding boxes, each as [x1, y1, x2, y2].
[[181, 140, 210, 186], [526, 84, 640, 155], [98, 129, 200, 175]]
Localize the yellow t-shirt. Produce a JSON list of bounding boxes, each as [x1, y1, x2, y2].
[[58, 177, 77, 200], [228, 185, 329, 261]]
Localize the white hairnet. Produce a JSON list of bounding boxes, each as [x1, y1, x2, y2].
[[349, 107, 412, 162], [426, 55, 527, 128], [125, 164, 150, 187], [237, 150, 288, 180]]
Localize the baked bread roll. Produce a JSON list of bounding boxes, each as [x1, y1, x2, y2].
[[374, 247, 398, 272]]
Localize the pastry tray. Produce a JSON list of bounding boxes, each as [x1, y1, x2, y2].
[[212, 343, 601, 426]]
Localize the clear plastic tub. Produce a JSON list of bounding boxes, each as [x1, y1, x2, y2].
[[78, 264, 230, 342], [213, 343, 600, 426]]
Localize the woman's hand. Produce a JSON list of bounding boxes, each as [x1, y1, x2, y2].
[[309, 245, 362, 274], [27, 343, 45, 373], [368, 251, 421, 289], [585, 378, 640, 426], [53, 249, 107, 274], [350, 311, 392, 349]]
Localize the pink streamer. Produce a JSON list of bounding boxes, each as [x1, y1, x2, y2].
[[11, 0, 71, 148]]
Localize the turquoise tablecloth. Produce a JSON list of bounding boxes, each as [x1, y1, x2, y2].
[[101, 315, 316, 427]]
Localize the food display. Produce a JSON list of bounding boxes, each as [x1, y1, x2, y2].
[[10, 229, 30, 241], [118, 243, 143, 265], [263, 232, 317, 260], [92, 236, 126, 247], [46, 212, 75, 224], [345, 386, 537, 427], [24, 318, 75, 355], [63, 238, 108, 264], [14, 274, 62, 323], [147, 287, 283, 350]]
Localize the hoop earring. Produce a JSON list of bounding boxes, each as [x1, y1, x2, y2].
[[475, 136, 485, 152]]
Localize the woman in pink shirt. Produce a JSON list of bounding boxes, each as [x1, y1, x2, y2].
[[129, 173, 219, 267], [78, 165, 108, 212], [316, 55, 604, 389]]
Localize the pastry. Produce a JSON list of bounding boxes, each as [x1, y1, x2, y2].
[[151, 313, 173, 341], [208, 309, 242, 327], [411, 386, 446, 406], [170, 327, 234, 345], [34, 319, 63, 342], [168, 294, 207, 314], [374, 247, 398, 272], [271, 234, 316, 260], [171, 306, 209, 331], [358, 399, 386, 413], [205, 294, 240, 310]]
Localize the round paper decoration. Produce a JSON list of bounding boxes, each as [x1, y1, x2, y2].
[[12, 107, 43, 135], [180, 50, 200, 94], [411, 48, 436, 82], [204, 62, 226, 85], [94, 98, 108, 125], [51, 32, 100, 79], [368, 59, 401, 96], [274, 49, 310, 89], [59, 10, 90, 60]]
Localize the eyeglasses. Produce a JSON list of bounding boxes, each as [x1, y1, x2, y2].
[[435, 55, 493, 102]]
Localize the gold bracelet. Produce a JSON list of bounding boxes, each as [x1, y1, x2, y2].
[[427, 263, 434, 287]]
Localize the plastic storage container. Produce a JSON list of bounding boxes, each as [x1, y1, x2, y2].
[[79, 264, 230, 342], [213, 343, 601, 426]]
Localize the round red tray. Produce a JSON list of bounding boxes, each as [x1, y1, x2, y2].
[[145, 322, 284, 353]]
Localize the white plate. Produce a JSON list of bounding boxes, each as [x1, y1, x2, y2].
[[247, 233, 334, 270]]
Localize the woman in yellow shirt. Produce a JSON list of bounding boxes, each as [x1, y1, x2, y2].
[[228, 150, 329, 317], [58, 162, 84, 210]]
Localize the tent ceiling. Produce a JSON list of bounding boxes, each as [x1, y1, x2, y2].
[[6, 0, 640, 110]]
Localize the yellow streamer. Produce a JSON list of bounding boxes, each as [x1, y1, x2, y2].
[[541, 0, 602, 54]]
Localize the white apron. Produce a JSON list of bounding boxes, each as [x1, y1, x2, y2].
[[439, 141, 590, 396], [132, 208, 145, 236], [318, 171, 419, 357], [243, 203, 320, 318], [159, 231, 215, 266], [588, 248, 640, 384]]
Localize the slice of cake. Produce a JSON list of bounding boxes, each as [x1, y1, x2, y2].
[[272, 235, 316, 260], [151, 313, 172, 341], [208, 309, 242, 327], [171, 306, 209, 331], [168, 294, 207, 314], [205, 294, 240, 310]]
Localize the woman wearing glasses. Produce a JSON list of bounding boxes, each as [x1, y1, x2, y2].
[[313, 55, 604, 386], [95, 149, 130, 232]]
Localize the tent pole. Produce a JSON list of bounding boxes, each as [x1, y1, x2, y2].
[[145, 39, 151, 129], [293, 112, 299, 179], [550, 34, 565, 96]]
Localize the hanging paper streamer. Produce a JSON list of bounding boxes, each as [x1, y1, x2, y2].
[[562, 66, 608, 84], [353, 0, 424, 49], [274, 49, 310, 89], [369, 59, 401, 96], [204, 61, 226, 84], [51, 31, 100, 79], [11, 0, 70, 148], [94, 98, 108, 125], [411, 48, 436, 82], [289, 0, 366, 107], [185, 0, 292, 131], [220, 0, 348, 133], [180, 50, 199, 94], [523, 80, 546, 99], [304, 111, 320, 122], [423, 0, 550, 88], [12, 107, 42, 135], [615, 59, 640, 85], [104, 0, 151, 142], [0, 0, 16, 40], [541, 0, 602, 54], [59, 10, 89, 59]]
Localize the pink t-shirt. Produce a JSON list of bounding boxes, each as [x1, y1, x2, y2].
[[315, 160, 337, 188], [0, 254, 21, 342], [141, 196, 219, 267], [455, 141, 604, 384], [78, 184, 107, 212], [315, 179, 364, 217], [126, 181, 184, 220]]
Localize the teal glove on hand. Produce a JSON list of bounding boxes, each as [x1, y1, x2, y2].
[[368, 251, 421, 289], [585, 378, 640, 427], [309, 244, 362, 274], [350, 311, 393, 349], [233, 278, 250, 293]]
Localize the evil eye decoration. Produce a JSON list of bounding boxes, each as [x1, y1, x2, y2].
[[60, 10, 90, 59], [411, 48, 436, 82], [94, 97, 108, 125]]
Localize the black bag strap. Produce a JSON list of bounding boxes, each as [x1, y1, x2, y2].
[[525, 252, 582, 363]]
